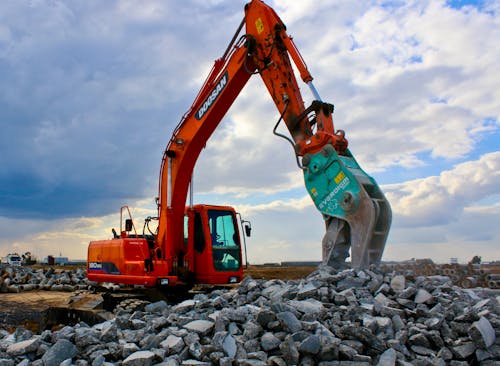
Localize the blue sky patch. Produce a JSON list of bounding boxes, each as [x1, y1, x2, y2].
[[447, 0, 484, 10]]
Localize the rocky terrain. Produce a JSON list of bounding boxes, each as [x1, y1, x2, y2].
[[0, 265, 498, 365], [0, 266, 89, 293]]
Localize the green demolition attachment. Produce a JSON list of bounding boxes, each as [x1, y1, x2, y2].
[[303, 144, 392, 269]]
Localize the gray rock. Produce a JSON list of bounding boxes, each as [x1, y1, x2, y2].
[[408, 333, 430, 348], [92, 355, 105, 366], [172, 299, 196, 313], [339, 325, 386, 352], [144, 300, 168, 313], [181, 360, 211, 366], [374, 293, 394, 307], [41, 339, 78, 366], [288, 299, 324, 314], [161, 335, 185, 355], [75, 327, 99, 348], [276, 311, 302, 333], [122, 343, 140, 358], [222, 334, 237, 358], [414, 289, 433, 304], [399, 286, 417, 299], [183, 320, 214, 336], [297, 282, 319, 299], [122, 350, 155, 366], [243, 322, 262, 339], [411, 345, 435, 356], [391, 315, 405, 332], [338, 343, 358, 360], [468, 316, 495, 349], [279, 337, 299, 365], [390, 275, 405, 292], [377, 347, 396, 366], [17, 360, 30, 366], [261, 332, 281, 351], [188, 341, 203, 360], [267, 356, 287, 366], [337, 276, 367, 290], [99, 321, 117, 342], [298, 335, 320, 355], [6, 338, 40, 356], [436, 347, 453, 361], [131, 319, 146, 329], [452, 342, 476, 359], [255, 309, 276, 328]]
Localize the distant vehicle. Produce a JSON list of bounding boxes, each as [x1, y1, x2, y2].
[[2, 253, 22, 266], [42, 256, 69, 265]]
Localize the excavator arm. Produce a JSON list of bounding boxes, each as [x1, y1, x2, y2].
[[156, 0, 391, 269]]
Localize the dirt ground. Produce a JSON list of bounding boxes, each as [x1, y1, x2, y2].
[[244, 265, 316, 280], [0, 291, 75, 332]]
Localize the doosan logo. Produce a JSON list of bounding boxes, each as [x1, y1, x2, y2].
[[195, 72, 228, 120]]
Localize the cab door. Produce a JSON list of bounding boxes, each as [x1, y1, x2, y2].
[[190, 205, 243, 284]]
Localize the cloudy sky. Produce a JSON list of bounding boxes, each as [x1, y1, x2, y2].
[[0, 0, 498, 264]]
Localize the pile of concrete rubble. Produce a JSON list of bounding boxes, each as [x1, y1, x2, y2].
[[0, 266, 89, 293], [381, 260, 500, 289], [1, 266, 499, 365]]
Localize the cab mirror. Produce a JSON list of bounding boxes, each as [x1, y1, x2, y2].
[[244, 223, 252, 237], [125, 219, 133, 232]]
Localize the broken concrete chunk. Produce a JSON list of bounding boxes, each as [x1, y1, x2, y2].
[[182, 320, 214, 336], [222, 334, 237, 358], [41, 339, 78, 366], [160, 335, 185, 355], [390, 275, 405, 292], [452, 342, 476, 359], [276, 311, 302, 333], [6, 338, 40, 356], [377, 347, 396, 366], [1, 263, 498, 366], [468, 316, 496, 349], [414, 288, 433, 304], [261, 332, 281, 351], [122, 350, 155, 366]]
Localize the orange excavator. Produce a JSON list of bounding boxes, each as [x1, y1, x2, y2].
[[87, 0, 391, 290]]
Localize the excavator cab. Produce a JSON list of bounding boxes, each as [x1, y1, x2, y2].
[[184, 205, 244, 285]]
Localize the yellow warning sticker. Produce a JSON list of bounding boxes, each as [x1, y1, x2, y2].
[[334, 171, 345, 185], [311, 187, 317, 197], [256, 18, 264, 34]]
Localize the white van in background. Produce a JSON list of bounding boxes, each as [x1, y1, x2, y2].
[[2, 253, 22, 266]]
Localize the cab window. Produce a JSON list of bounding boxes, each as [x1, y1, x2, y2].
[[208, 210, 241, 271]]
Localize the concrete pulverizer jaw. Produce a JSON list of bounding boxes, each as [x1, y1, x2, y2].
[[303, 144, 392, 269]]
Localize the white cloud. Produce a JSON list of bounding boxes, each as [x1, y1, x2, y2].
[[385, 151, 500, 227], [385, 201, 500, 263]]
